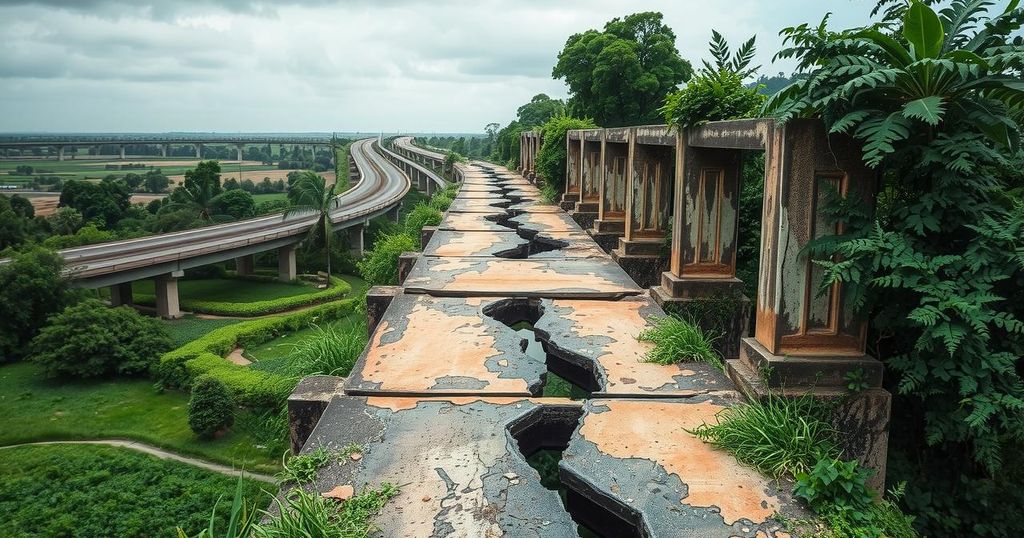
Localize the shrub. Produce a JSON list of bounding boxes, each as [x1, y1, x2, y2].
[[252, 484, 399, 538], [357, 233, 417, 286], [660, 69, 765, 129], [637, 314, 720, 369], [133, 276, 352, 317], [155, 300, 358, 405], [31, 299, 172, 378], [188, 376, 235, 438], [689, 394, 837, 478], [403, 203, 442, 239], [427, 193, 453, 211], [535, 114, 597, 192]]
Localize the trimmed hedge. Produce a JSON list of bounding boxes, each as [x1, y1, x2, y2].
[[156, 299, 359, 408], [134, 276, 352, 317]]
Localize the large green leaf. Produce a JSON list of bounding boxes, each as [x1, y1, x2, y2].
[[902, 96, 946, 125], [905, 1, 946, 59]]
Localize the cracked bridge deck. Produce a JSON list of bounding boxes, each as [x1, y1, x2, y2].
[[422, 230, 606, 259]]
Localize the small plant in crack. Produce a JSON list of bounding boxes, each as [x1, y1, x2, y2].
[[637, 314, 721, 369], [277, 447, 332, 484], [338, 443, 364, 461]]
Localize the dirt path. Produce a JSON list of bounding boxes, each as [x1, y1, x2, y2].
[[226, 347, 252, 366], [0, 439, 277, 483]]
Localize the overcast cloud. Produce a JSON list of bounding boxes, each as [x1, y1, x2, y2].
[[0, 0, 873, 133]]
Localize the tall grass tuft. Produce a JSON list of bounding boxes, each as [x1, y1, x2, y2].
[[252, 484, 399, 538], [637, 314, 720, 368], [289, 322, 368, 378], [688, 393, 838, 478]]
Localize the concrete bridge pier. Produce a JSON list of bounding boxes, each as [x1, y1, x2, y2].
[[195, 143, 203, 159], [154, 271, 183, 319], [109, 282, 133, 307], [118, 145, 126, 160], [278, 245, 297, 282], [348, 223, 365, 258], [235, 255, 255, 276], [425, 176, 436, 196], [57, 146, 66, 161], [236, 144, 245, 162], [386, 203, 401, 222], [161, 144, 168, 158]]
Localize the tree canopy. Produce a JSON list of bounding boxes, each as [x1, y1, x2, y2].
[[552, 12, 692, 126]]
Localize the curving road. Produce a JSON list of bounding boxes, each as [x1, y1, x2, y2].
[[18, 138, 410, 289], [393, 136, 445, 164]]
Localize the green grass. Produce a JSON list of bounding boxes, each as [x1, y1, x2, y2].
[[636, 314, 722, 369], [0, 361, 280, 472], [688, 393, 839, 478], [255, 485, 399, 538], [0, 444, 272, 538], [163, 315, 244, 347], [253, 192, 288, 203], [245, 312, 365, 364], [133, 277, 320, 303]]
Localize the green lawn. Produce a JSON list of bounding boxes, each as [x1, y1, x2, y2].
[[163, 315, 243, 348], [0, 444, 271, 537], [252, 192, 288, 203], [0, 159, 282, 184], [132, 277, 320, 303], [0, 362, 279, 473]]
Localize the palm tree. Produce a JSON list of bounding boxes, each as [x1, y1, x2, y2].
[[165, 160, 225, 221], [285, 171, 338, 285]]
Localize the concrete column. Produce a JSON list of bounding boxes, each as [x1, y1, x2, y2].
[[235, 255, 255, 276], [348, 224, 365, 258], [425, 176, 435, 196], [386, 203, 401, 222], [235, 144, 244, 162], [109, 282, 134, 307], [278, 245, 297, 282], [57, 146, 65, 161], [154, 272, 183, 319], [195, 143, 203, 159], [161, 144, 168, 158], [118, 145, 126, 160]]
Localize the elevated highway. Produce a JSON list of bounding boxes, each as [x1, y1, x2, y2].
[[378, 138, 447, 196], [20, 138, 409, 318], [0, 134, 338, 161]]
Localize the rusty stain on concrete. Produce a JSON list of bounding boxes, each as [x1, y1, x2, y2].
[[578, 399, 781, 525]]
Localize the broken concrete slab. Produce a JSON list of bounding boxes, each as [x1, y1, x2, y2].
[[402, 257, 642, 299], [561, 395, 807, 537], [345, 294, 547, 396], [422, 230, 529, 257]]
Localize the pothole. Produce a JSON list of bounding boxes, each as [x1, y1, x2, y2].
[[482, 299, 595, 399]]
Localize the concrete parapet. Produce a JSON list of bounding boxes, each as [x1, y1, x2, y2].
[[287, 375, 345, 454], [365, 286, 401, 337]]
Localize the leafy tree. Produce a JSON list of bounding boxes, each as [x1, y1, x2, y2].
[[765, 1, 1024, 534], [286, 171, 338, 283], [0, 247, 74, 361], [535, 115, 598, 199], [223, 177, 240, 191], [123, 172, 144, 191], [0, 196, 29, 250], [47, 206, 83, 236], [30, 299, 171, 378], [42, 224, 117, 249], [357, 233, 417, 286], [210, 189, 255, 220], [167, 161, 223, 220], [144, 170, 170, 193], [188, 376, 235, 438], [552, 12, 692, 126], [8, 195, 34, 218], [59, 178, 131, 228], [516, 94, 565, 127]]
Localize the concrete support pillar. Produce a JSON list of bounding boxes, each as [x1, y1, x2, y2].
[[278, 245, 297, 282], [161, 144, 168, 158], [426, 176, 435, 196], [57, 146, 65, 161], [195, 143, 203, 159], [118, 145, 126, 160], [386, 203, 401, 222], [236, 144, 244, 162], [154, 272, 183, 319], [235, 255, 255, 276], [348, 224, 365, 259], [109, 282, 134, 307]]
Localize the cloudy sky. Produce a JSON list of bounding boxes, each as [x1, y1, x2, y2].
[[0, 0, 873, 134]]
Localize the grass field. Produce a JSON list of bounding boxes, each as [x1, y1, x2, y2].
[[0, 444, 271, 537], [0, 158, 289, 187], [131, 277, 321, 304], [163, 315, 243, 347], [252, 192, 288, 203], [0, 361, 279, 472]]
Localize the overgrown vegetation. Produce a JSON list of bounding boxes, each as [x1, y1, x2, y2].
[[0, 246, 77, 361], [637, 314, 721, 369], [253, 484, 399, 538], [131, 275, 353, 316], [30, 299, 172, 379], [356, 233, 417, 286], [277, 446, 332, 484], [0, 444, 267, 537], [765, 1, 1024, 534], [286, 322, 367, 377], [535, 114, 598, 201]]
